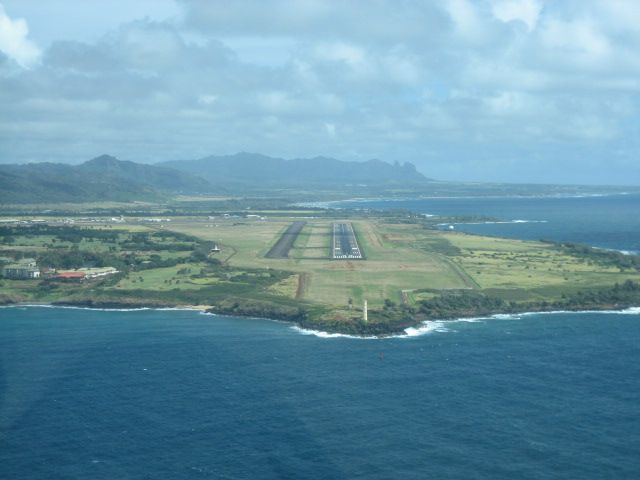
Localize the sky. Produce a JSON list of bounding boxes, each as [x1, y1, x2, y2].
[[0, 0, 639, 185]]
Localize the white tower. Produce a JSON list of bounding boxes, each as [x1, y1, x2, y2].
[[363, 299, 368, 322]]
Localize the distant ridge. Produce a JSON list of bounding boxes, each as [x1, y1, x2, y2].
[[0, 155, 212, 203], [159, 152, 431, 188], [2, 153, 636, 204]]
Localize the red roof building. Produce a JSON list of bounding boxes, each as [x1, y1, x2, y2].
[[56, 271, 86, 279]]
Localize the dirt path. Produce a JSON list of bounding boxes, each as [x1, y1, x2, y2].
[[221, 245, 237, 265], [296, 272, 310, 299], [437, 254, 480, 289], [401, 289, 412, 305]]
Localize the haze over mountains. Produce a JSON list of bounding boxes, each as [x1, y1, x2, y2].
[[160, 152, 429, 188], [2, 153, 638, 205], [0, 153, 430, 203], [0, 155, 211, 203]]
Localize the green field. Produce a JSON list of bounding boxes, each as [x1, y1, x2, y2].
[[164, 216, 640, 309], [2, 214, 640, 333]]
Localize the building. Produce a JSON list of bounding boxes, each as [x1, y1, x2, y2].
[[2, 265, 40, 279], [1, 258, 40, 279], [17, 258, 37, 267], [56, 271, 86, 280], [55, 267, 118, 280], [82, 267, 118, 278]]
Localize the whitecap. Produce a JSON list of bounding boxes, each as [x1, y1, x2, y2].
[[402, 321, 450, 337], [451, 317, 487, 323], [290, 326, 378, 339], [289, 306, 640, 340], [518, 308, 640, 317], [0, 304, 208, 313], [593, 246, 638, 256], [290, 321, 452, 339], [13, 304, 152, 312], [490, 313, 522, 320]]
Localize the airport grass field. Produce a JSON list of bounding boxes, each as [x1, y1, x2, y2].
[[166, 216, 640, 306], [2, 213, 640, 334]]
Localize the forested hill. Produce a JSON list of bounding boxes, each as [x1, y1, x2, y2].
[[159, 152, 431, 188], [0, 155, 212, 203]]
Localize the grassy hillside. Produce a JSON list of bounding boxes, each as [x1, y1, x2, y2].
[[0, 155, 212, 203]]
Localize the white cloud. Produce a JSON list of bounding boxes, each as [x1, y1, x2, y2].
[[325, 122, 336, 137], [382, 50, 423, 86], [314, 42, 365, 67], [491, 0, 542, 31], [256, 90, 343, 116], [446, 0, 485, 40], [0, 3, 40, 67], [198, 94, 218, 105], [484, 91, 530, 115], [257, 91, 295, 114], [540, 18, 611, 66], [1, 1, 639, 183]]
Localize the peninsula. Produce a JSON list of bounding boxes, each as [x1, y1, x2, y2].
[[2, 205, 639, 336]]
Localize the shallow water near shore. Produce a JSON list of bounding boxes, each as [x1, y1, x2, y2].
[[2, 306, 640, 479]]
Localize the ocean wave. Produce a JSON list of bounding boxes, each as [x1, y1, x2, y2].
[[621, 307, 640, 314], [459, 308, 640, 320], [291, 320, 455, 339], [438, 219, 548, 226], [289, 307, 640, 339], [402, 321, 450, 336], [4, 305, 639, 339], [593, 246, 639, 256], [487, 313, 521, 320], [0, 304, 207, 313], [297, 192, 635, 211], [290, 326, 379, 339], [519, 307, 640, 316], [1, 304, 153, 312]]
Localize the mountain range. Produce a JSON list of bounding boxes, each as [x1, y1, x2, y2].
[[0, 153, 429, 203], [160, 152, 430, 188], [0, 155, 210, 204]]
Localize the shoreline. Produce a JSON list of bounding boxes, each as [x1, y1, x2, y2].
[[295, 191, 635, 209], [3, 301, 639, 339], [0, 300, 211, 313]]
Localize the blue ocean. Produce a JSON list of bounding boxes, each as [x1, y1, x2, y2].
[[1, 307, 640, 479], [336, 193, 640, 254], [2, 194, 640, 479]]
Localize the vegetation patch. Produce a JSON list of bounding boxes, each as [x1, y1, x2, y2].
[[3, 213, 640, 336]]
